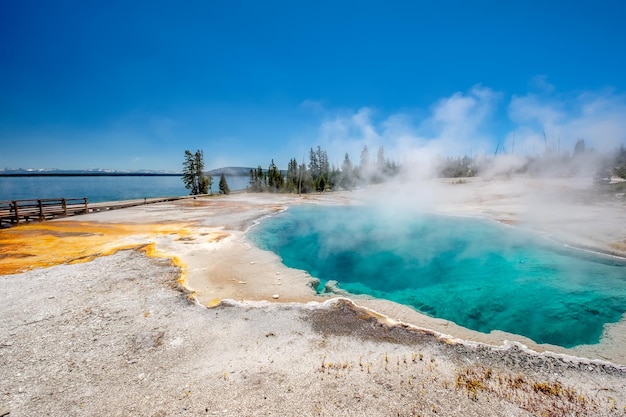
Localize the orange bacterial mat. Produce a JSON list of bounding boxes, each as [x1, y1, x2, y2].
[[0, 221, 190, 275]]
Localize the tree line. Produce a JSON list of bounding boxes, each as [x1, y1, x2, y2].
[[183, 141, 626, 196], [182, 149, 230, 195], [434, 140, 626, 180], [248, 145, 399, 193]]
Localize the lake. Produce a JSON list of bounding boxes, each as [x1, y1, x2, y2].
[[0, 175, 250, 203]]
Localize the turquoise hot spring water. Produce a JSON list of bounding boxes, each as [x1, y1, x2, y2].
[[249, 205, 626, 348]]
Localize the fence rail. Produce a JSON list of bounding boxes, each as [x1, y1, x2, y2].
[[0, 198, 89, 226], [0, 195, 199, 227]]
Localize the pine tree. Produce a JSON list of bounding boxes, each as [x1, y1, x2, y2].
[[286, 158, 299, 193], [267, 160, 276, 190], [194, 150, 210, 194], [298, 162, 312, 193], [267, 159, 284, 191], [614, 144, 626, 179], [182, 149, 209, 195], [359, 145, 370, 183], [249, 168, 257, 191], [340, 153, 354, 189], [219, 173, 230, 194], [248, 166, 266, 192], [574, 139, 586, 155], [257, 166, 265, 191], [328, 165, 340, 189], [317, 175, 327, 192], [317, 146, 329, 180], [309, 148, 320, 179], [377, 145, 385, 168], [182, 150, 198, 195], [307, 146, 331, 191]]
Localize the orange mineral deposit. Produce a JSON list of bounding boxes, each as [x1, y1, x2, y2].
[[0, 221, 190, 275]]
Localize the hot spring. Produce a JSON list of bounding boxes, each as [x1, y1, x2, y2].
[[249, 205, 626, 348]]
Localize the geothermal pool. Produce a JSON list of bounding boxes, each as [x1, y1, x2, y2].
[[249, 205, 626, 348]]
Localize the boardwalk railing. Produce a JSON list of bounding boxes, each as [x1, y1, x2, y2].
[[0, 195, 202, 227], [0, 198, 89, 226]]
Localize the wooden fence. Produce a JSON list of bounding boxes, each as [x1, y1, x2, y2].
[[0, 195, 197, 227], [0, 198, 89, 227]]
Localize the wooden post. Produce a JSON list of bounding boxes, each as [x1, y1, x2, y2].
[[84, 197, 88, 213], [38, 199, 44, 221], [11, 201, 18, 224], [62, 198, 67, 215]]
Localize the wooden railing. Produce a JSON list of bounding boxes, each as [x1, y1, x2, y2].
[[0, 198, 89, 226], [0, 195, 202, 227]]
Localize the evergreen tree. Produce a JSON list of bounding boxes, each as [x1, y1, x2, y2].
[[308, 148, 320, 179], [328, 165, 340, 190], [317, 146, 330, 180], [317, 175, 327, 192], [182, 149, 209, 195], [249, 168, 256, 190], [182, 150, 198, 195], [249, 166, 265, 191], [340, 153, 354, 189], [298, 162, 313, 193], [613, 144, 626, 178], [195, 150, 210, 194], [359, 145, 370, 183], [306, 146, 331, 191], [386, 159, 400, 176], [574, 139, 586, 155], [267, 159, 284, 191], [267, 160, 276, 189], [376, 146, 385, 169], [219, 173, 230, 195], [257, 166, 266, 190], [371, 145, 386, 183], [286, 158, 299, 192]]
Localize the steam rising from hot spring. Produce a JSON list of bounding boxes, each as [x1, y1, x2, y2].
[[250, 205, 626, 347]]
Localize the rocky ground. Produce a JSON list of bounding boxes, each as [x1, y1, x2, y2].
[[1, 250, 625, 416]]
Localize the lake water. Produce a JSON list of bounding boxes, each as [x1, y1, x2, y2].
[[249, 205, 626, 348], [0, 175, 250, 203]]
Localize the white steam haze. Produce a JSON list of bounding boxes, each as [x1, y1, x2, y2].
[[310, 81, 626, 181], [295, 81, 626, 262]]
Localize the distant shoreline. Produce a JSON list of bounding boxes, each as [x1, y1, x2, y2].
[[0, 173, 183, 177], [0, 172, 253, 177]]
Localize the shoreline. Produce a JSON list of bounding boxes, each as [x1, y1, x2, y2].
[[217, 295, 626, 372]]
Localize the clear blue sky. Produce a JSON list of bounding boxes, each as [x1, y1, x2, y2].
[[1, 0, 625, 171]]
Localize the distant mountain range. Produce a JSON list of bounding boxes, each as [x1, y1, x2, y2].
[[0, 167, 254, 176], [207, 167, 253, 176]]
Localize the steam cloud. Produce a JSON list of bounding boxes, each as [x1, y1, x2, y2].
[[310, 82, 626, 180]]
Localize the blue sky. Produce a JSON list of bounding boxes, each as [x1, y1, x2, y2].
[[1, 0, 625, 171]]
